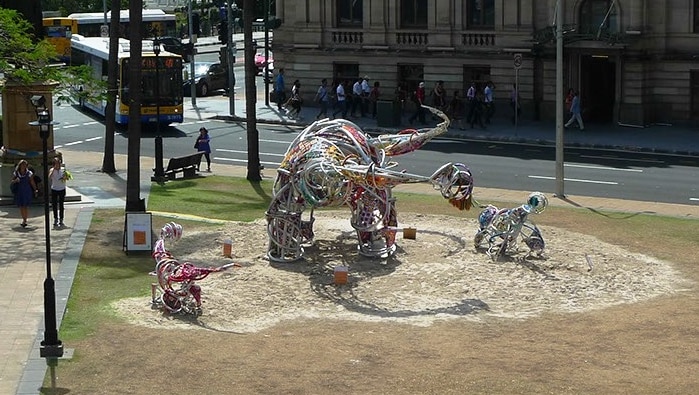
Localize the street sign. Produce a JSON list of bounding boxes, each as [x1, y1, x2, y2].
[[514, 53, 523, 69], [100, 25, 109, 38]]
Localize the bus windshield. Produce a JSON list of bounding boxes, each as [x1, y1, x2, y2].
[[46, 25, 72, 38], [121, 57, 183, 106]]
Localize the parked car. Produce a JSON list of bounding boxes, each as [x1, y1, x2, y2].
[[182, 62, 228, 97], [156, 36, 193, 59], [254, 51, 274, 77]]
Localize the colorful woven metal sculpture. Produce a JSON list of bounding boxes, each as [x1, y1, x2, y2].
[[266, 106, 475, 262], [151, 222, 239, 315], [473, 192, 548, 261]]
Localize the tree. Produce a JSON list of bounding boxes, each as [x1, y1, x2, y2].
[[0, 1, 41, 42], [0, 7, 96, 96], [125, 0, 144, 212], [101, 0, 121, 174], [42, 0, 132, 15], [244, 0, 261, 182]]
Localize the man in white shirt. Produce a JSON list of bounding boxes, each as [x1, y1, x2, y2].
[[332, 80, 348, 119], [466, 81, 477, 123], [351, 78, 364, 117], [483, 81, 494, 124], [361, 75, 371, 117]]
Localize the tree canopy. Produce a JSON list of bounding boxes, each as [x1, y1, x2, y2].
[[0, 7, 57, 83], [0, 7, 99, 104]]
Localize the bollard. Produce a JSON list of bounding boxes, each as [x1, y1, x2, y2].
[[403, 227, 417, 239], [223, 238, 232, 257], [154, 135, 165, 180], [334, 266, 348, 285]]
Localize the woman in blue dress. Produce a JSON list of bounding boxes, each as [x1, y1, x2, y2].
[[196, 127, 212, 172], [11, 160, 38, 228]]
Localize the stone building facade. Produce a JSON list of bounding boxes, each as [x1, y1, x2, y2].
[[272, 0, 699, 126]]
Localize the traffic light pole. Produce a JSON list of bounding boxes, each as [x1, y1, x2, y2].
[[264, 0, 270, 106], [188, 0, 196, 106], [228, 3, 235, 116]]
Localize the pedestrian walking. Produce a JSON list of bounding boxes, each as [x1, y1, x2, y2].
[[351, 78, 364, 117], [48, 157, 68, 228], [432, 80, 447, 111], [470, 91, 486, 129], [369, 81, 380, 118], [196, 127, 212, 172], [286, 80, 303, 120], [564, 90, 585, 130], [448, 90, 466, 130], [484, 81, 494, 124], [10, 159, 38, 228], [395, 81, 408, 116], [315, 78, 330, 120], [466, 81, 477, 124], [361, 75, 371, 117], [332, 79, 349, 119], [408, 82, 427, 125], [274, 68, 286, 112], [510, 83, 521, 124], [565, 88, 575, 114]]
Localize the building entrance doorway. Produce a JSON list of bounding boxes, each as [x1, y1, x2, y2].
[[580, 55, 615, 122]]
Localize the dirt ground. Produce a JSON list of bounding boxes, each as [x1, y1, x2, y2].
[[55, 211, 699, 395]]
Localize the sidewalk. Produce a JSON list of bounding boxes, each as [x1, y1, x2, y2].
[[198, 91, 699, 158], [2, 91, 699, 394]]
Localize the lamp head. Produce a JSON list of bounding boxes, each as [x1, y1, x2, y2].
[[30, 95, 46, 110]]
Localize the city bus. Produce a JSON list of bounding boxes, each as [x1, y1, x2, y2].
[[67, 9, 177, 38], [71, 34, 184, 125], [43, 17, 78, 63]]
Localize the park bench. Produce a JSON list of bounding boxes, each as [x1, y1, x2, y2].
[[163, 152, 204, 180]]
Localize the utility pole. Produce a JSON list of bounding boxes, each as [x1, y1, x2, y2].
[[264, 0, 270, 105], [228, 2, 236, 116], [188, 0, 196, 106], [244, 0, 262, 182], [555, 0, 565, 198]]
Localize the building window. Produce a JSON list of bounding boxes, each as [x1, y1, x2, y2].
[[694, 1, 699, 33], [466, 0, 495, 29], [579, 0, 619, 36], [337, 0, 363, 27], [400, 0, 428, 29]]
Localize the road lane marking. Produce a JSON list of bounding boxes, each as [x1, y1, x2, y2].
[[62, 124, 82, 129], [578, 154, 664, 164], [216, 148, 285, 157], [690, 198, 699, 202], [85, 137, 102, 142], [215, 157, 280, 167], [528, 175, 618, 185], [565, 163, 643, 172], [63, 141, 83, 146], [259, 138, 297, 145], [83, 121, 100, 126]]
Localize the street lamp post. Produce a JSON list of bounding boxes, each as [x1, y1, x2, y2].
[[152, 37, 165, 182], [28, 95, 63, 360]]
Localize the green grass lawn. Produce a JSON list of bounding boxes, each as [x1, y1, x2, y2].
[[147, 175, 275, 222]]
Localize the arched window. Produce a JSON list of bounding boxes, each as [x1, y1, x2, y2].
[[579, 0, 619, 36]]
